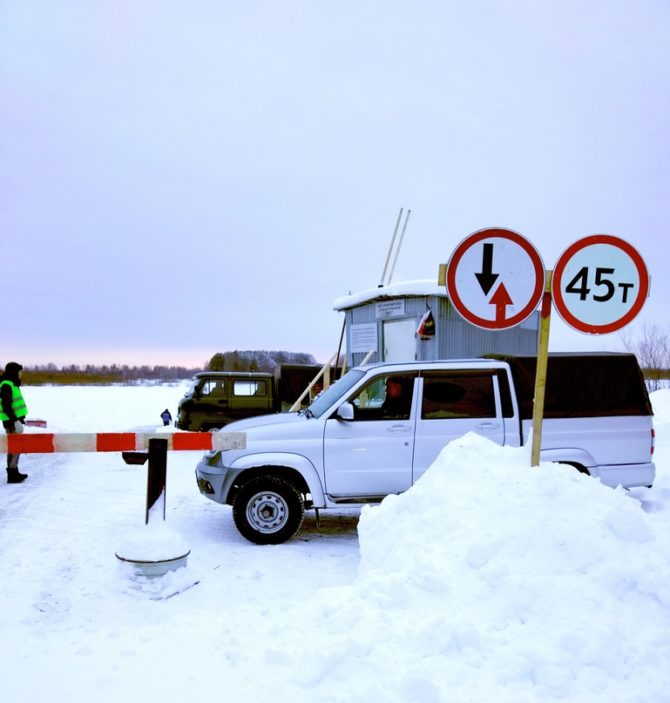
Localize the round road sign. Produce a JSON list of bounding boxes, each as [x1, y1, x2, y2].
[[552, 234, 649, 334], [446, 228, 545, 330]]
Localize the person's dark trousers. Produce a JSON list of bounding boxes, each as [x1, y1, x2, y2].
[[3, 419, 27, 483]]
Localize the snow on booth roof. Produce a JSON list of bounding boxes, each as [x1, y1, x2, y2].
[[333, 279, 446, 311]]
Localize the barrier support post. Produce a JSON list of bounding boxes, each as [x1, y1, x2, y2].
[[146, 438, 168, 524], [116, 437, 191, 586]]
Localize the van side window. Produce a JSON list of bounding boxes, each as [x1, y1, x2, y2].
[[233, 380, 268, 397], [201, 380, 226, 397], [421, 373, 495, 419]]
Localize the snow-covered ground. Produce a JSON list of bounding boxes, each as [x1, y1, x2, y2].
[[1, 383, 669, 702]]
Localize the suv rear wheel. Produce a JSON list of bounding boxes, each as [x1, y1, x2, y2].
[[232, 476, 305, 544]]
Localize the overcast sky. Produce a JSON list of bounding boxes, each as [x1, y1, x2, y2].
[[1, 0, 668, 368]]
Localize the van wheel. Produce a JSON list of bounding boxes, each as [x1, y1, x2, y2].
[[232, 476, 304, 544]]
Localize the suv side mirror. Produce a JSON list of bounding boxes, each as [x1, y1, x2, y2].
[[337, 402, 355, 421]]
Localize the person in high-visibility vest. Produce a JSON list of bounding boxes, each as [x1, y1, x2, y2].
[[1, 361, 28, 483]]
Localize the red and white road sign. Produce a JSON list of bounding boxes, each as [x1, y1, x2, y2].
[[552, 234, 650, 334], [446, 228, 545, 330]]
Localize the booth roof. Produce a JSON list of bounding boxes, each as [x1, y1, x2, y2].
[[333, 279, 447, 311]]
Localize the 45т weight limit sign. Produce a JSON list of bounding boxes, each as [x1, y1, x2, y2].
[[552, 234, 650, 334]]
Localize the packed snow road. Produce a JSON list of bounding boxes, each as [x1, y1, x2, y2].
[[1, 383, 669, 702]]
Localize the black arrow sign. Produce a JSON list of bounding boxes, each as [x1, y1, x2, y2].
[[475, 242, 499, 295]]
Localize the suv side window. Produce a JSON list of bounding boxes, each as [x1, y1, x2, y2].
[[350, 373, 416, 421], [421, 373, 495, 419]]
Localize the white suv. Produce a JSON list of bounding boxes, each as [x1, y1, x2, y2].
[[195, 356, 655, 544]]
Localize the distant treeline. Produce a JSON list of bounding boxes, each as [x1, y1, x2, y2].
[[21, 364, 203, 385], [18, 350, 318, 385], [207, 350, 317, 373], [20, 355, 664, 387]]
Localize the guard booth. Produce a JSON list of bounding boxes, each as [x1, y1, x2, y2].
[[333, 280, 539, 367]]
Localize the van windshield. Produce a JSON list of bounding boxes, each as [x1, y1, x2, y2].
[[307, 369, 366, 418], [184, 379, 200, 397]]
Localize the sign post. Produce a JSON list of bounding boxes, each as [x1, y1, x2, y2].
[[530, 271, 553, 467]]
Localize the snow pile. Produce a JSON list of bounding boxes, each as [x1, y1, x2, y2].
[[634, 390, 670, 514], [279, 433, 670, 702], [651, 389, 670, 425]]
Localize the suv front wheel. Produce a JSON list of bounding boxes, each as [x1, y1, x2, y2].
[[232, 476, 305, 544]]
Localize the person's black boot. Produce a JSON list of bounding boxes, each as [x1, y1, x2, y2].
[[7, 468, 28, 483]]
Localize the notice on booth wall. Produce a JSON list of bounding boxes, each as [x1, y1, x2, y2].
[[350, 323, 378, 353], [376, 300, 406, 318]]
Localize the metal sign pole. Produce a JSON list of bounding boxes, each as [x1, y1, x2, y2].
[[531, 270, 553, 467]]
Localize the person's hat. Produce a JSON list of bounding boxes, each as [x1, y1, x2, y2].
[[4, 362, 23, 374]]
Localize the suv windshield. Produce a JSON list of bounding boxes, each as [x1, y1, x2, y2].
[[307, 369, 366, 418]]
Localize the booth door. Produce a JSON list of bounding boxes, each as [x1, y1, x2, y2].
[[382, 318, 417, 361]]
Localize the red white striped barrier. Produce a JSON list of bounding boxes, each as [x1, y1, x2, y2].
[[0, 431, 245, 454]]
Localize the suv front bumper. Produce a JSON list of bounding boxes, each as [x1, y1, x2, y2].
[[195, 458, 238, 505]]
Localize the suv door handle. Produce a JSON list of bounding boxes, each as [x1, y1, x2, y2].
[[476, 422, 500, 430], [388, 424, 411, 433]]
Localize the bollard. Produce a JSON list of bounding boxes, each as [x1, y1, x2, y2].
[[116, 437, 191, 583]]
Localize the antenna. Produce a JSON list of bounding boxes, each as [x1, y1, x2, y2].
[[386, 209, 411, 285], [379, 208, 403, 287]]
